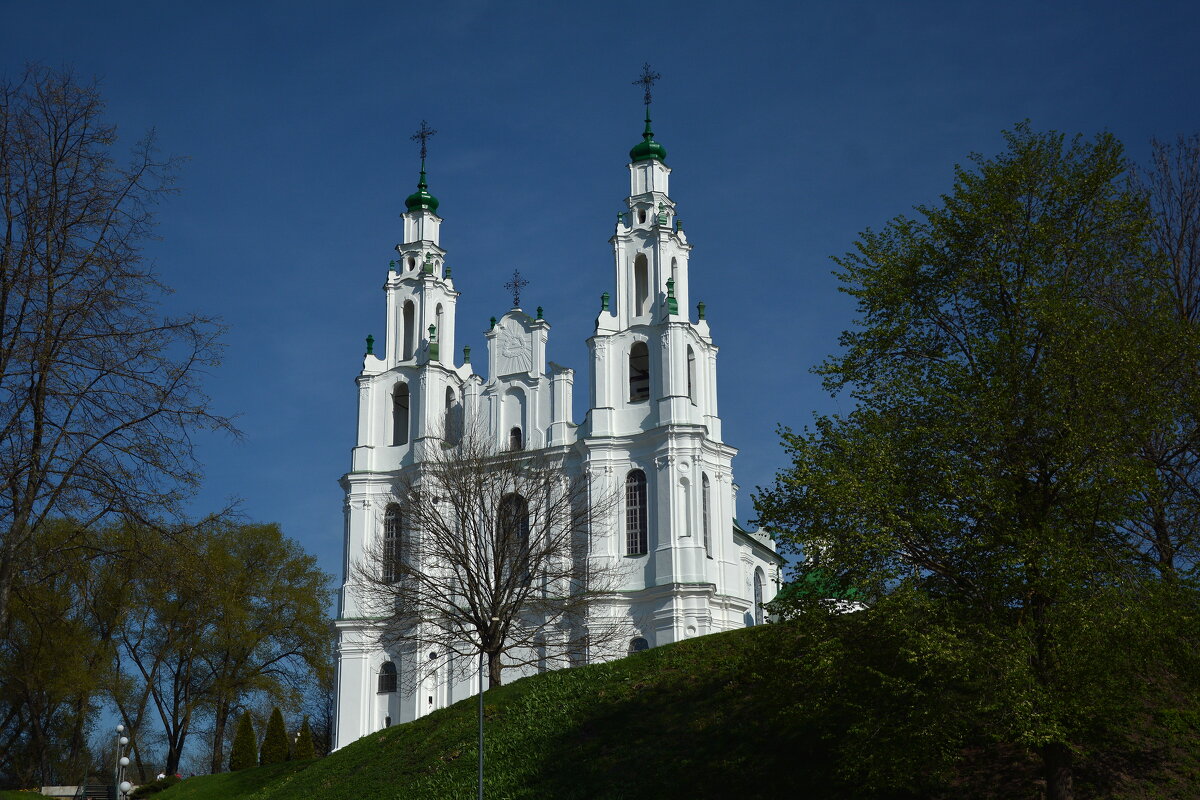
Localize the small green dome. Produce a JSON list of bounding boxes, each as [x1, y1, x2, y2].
[[404, 164, 439, 213], [630, 112, 667, 164]]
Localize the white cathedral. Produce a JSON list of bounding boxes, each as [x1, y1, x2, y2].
[[332, 97, 783, 750]]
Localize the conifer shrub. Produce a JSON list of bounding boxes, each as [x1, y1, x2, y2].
[[259, 707, 290, 766], [129, 774, 180, 797], [229, 711, 257, 771], [294, 716, 316, 761]]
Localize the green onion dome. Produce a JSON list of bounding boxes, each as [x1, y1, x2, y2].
[[629, 112, 667, 164], [404, 163, 439, 213]]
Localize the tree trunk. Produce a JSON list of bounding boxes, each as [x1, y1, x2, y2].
[[488, 651, 503, 687], [209, 701, 230, 774], [1041, 742, 1074, 800]]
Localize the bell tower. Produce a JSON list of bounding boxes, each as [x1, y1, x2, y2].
[[583, 65, 734, 611]]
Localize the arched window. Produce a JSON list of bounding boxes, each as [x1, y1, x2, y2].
[[633, 253, 649, 316], [753, 568, 765, 626], [383, 503, 403, 582], [402, 300, 416, 360], [671, 257, 678, 288], [435, 304, 444, 360], [407, 256, 416, 272], [629, 637, 649, 654], [637, 208, 647, 224], [444, 387, 460, 444], [629, 342, 650, 403], [392, 383, 410, 445], [626, 469, 648, 555], [498, 493, 530, 586], [687, 346, 696, 405], [377, 661, 397, 693], [702, 473, 711, 558], [509, 426, 523, 452]]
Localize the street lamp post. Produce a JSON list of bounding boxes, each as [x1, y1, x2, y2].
[[113, 725, 132, 799]]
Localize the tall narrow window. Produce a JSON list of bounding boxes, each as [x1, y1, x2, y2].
[[444, 387, 460, 444], [435, 303, 444, 359], [498, 493, 530, 586], [626, 469, 648, 555], [687, 346, 696, 404], [753, 568, 765, 626], [509, 426, 523, 451], [383, 504, 403, 582], [629, 342, 650, 402], [671, 257, 678, 288], [377, 661, 397, 693], [702, 473, 711, 558], [402, 300, 416, 360], [633, 253, 649, 316], [392, 383, 410, 445]]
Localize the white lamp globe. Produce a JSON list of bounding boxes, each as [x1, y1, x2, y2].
[[119, 736, 129, 746], [119, 781, 132, 793], [119, 756, 130, 767], [116, 724, 125, 733]]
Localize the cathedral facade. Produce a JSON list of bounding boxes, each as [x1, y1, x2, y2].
[[332, 105, 782, 750]]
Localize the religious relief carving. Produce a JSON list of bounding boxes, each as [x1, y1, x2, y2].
[[495, 321, 532, 375]]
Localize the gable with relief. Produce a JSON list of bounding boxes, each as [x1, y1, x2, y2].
[[494, 316, 533, 376]]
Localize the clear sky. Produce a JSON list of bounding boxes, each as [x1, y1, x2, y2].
[[5, 1, 1200, 585]]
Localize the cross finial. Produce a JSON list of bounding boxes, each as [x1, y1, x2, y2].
[[504, 269, 530, 308], [633, 63, 661, 107], [411, 120, 437, 161]]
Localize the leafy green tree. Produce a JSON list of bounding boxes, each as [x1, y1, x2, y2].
[[294, 717, 316, 761], [201, 523, 331, 773], [755, 124, 1200, 800], [228, 712, 257, 772], [259, 707, 289, 766]]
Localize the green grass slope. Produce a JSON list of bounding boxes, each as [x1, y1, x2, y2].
[[155, 622, 1200, 800], [160, 625, 817, 800]]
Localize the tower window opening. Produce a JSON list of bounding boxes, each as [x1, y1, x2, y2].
[[392, 383, 410, 445], [637, 208, 646, 224], [687, 346, 696, 404], [445, 387, 461, 444], [633, 253, 649, 316], [509, 426, 524, 451], [377, 661, 397, 693], [629, 342, 650, 402], [701, 473, 711, 558], [671, 257, 678, 288], [626, 469, 648, 555], [435, 303, 444, 355], [402, 300, 416, 360], [407, 256, 416, 271], [383, 503, 404, 582]]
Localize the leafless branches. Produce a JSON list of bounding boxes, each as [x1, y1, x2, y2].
[[0, 65, 236, 630], [353, 424, 629, 688]]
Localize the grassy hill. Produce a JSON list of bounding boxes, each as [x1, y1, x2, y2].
[[151, 622, 1200, 800]]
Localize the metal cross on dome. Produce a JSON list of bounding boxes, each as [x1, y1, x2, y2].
[[504, 270, 529, 308], [411, 120, 437, 160], [633, 63, 661, 106]]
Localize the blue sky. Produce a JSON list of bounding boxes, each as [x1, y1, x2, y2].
[[5, 1, 1200, 585]]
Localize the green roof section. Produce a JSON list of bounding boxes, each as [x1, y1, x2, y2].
[[629, 108, 667, 164], [404, 157, 440, 213]]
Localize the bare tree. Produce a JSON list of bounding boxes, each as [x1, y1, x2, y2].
[[1127, 135, 1200, 581], [0, 65, 236, 632], [353, 425, 630, 689]]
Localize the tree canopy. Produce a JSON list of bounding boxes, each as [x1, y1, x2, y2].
[[755, 124, 1200, 800]]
